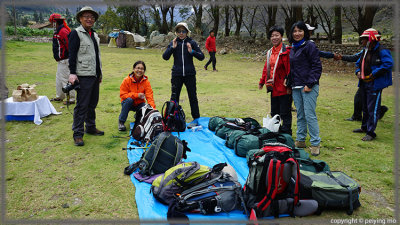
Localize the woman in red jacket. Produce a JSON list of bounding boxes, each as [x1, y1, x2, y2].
[[259, 26, 292, 135], [204, 30, 217, 71], [119, 61, 155, 131]]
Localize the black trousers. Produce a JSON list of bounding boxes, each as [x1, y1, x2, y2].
[[205, 51, 216, 70], [352, 86, 385, 120], [171, 75, 200, 119], [360, 82, 382, 138], [72, 76, 100, 138], [271, 94, 292, 135]]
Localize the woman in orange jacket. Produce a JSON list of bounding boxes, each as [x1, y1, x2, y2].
[[118, 61, 155, 131]]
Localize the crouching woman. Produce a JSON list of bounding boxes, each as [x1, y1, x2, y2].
[[118, 61, 156, 131]]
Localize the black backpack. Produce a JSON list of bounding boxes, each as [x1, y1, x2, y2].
[[124, 132, 190, 178], [161, 100, 186, 132], [244, 143, 300, 219], [131, 104, 163, 143]]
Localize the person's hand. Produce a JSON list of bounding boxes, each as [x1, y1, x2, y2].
[[283, 79, 288, 87], [138, 93, 145, 99], [172, 38, 177, 48], [187, 42, 192, 53], [356, 72, 361, 79], [69, 74, 78, 84], [258, 84, 263, 90], [333, 53, 342, 61], [304, 86, 312, 92]]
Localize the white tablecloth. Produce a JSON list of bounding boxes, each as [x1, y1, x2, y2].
[[0, 96, 61, 125]]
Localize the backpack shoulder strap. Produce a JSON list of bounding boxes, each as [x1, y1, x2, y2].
[[147, 132, 170, 170]]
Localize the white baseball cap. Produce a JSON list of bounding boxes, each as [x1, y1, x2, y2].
[[306, 24, 315, 31]]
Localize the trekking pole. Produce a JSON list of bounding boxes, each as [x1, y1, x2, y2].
[[122, 146, 149, 151]]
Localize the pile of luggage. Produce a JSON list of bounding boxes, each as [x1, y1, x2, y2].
[[123, 114, 362, 221]]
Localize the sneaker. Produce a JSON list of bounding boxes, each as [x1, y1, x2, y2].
[[352, 128, 366, 133], [379, 106, 388, 120], [85, 128, 104, 136], [310, 146, 320, 156], [362, 134, 375, 141], [74, 137, 84, 146], [295, 141, 306, 148], [187, 119, 199, 129], [119, 122, 126, 131]]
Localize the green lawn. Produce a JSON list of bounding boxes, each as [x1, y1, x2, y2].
[[2, 41, 396, 221]]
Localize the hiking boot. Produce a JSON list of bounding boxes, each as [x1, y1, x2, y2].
[[352, 128, 366, 133], [85, 128, 104, 136], [74, 137, 84, 146], [362, 134, 375, 141], [119, 122, 126, 131], [310, 146, 320, 156], [187, 119, 199, 129], [295, 141, 306, 148], [379, 106, 388, 120]]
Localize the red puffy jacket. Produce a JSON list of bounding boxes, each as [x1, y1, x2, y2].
[[205, 35, 216, 52], [259, 44, 291, 97], [52, 24, 69, 61]]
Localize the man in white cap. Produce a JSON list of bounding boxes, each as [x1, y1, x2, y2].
[[68, 6, 103, 146], [162, 22, 205, 129]]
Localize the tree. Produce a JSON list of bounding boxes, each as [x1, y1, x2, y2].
[[256, 6, 277, 38], [33, 11, 39, 23], [98, 6, 120, 34], [334, 6, 342, 44], [65, 8, 73, 28], [151, 5, 162, 32], [209, 4, 220, 35], [192, 4, 203, 35], [178, 6, 191, 21], [232, 5, 243, 37], [242, 6, 259, 39], [159, 3, 171, 34], [282, 5, 303, 37], [315, 5, 335, 43], [116, 6, 138, 32], [343, 4, 379, 35], [223, 5, 233, 37], [169, 6, 175, 31], [39, 12, 44, 23]]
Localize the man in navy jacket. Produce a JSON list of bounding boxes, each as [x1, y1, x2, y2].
[[352, 28, 393, 141]]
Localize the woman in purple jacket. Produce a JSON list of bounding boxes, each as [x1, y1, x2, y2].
[[288, 21, 322, 156]]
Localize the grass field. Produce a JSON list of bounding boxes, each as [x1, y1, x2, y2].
[[2, 40, 396, 221]]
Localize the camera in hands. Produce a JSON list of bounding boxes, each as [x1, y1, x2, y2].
[[62, 82, 80, 93]]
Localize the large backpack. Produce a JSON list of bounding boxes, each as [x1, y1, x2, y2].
[[169, 170, 248, 216], [151, 162, 227, 205], [162, 100, 186, 132], [234, 130, 294, 157], [124, 132, 190, 178], [244, 143, 300, 218], [299, 170, 361, 215], [130, 104, 163, 143]]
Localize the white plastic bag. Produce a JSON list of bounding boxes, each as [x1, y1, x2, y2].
[[262, 114, 281, 132]]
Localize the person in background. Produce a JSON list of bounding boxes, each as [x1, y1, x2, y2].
[[305, 24, 341, 60], [49, 13, 75, 105], [259, 26, 292, 135], [335, 50, 388, 122], [68, 6, 103, 146], [118, 61, 155, 131], [162, 22, 205, 129], [288, 21, 322, 156], [352, 28, 393, 141], [204, 30, 217, 71]]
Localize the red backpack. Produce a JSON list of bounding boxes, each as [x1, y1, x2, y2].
[[244, 143, 300, 219]]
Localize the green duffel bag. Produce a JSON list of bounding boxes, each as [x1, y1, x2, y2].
[[234, 131, 295, 157], [293, 147, 310, 160], [208, 116, 235, 131], [225, 129, 247, 149], [214, 117, 261, 140], [297, 158, 330, 173], [299, 170, 361, 215]]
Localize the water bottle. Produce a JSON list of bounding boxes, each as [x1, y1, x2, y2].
[[191, 125, 203, 132]]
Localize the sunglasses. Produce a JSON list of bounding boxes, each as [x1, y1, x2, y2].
[[177, 29, 187, 34]]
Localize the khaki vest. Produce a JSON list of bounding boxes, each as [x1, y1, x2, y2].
[[75, 25, 102, 78]]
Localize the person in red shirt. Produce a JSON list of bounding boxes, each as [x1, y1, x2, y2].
[[259, 26, 292, 135], [204, 30, 217, 71], [49, 13, 75, 104], [119, 61, 156, 131]]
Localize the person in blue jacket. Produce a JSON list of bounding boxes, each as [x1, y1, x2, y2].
[[352, 28, 393, 141], [162, 22, 205, 129], [288, 21, 322, 156]]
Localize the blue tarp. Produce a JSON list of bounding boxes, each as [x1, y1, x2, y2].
[[126, 117, 252, 222]]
